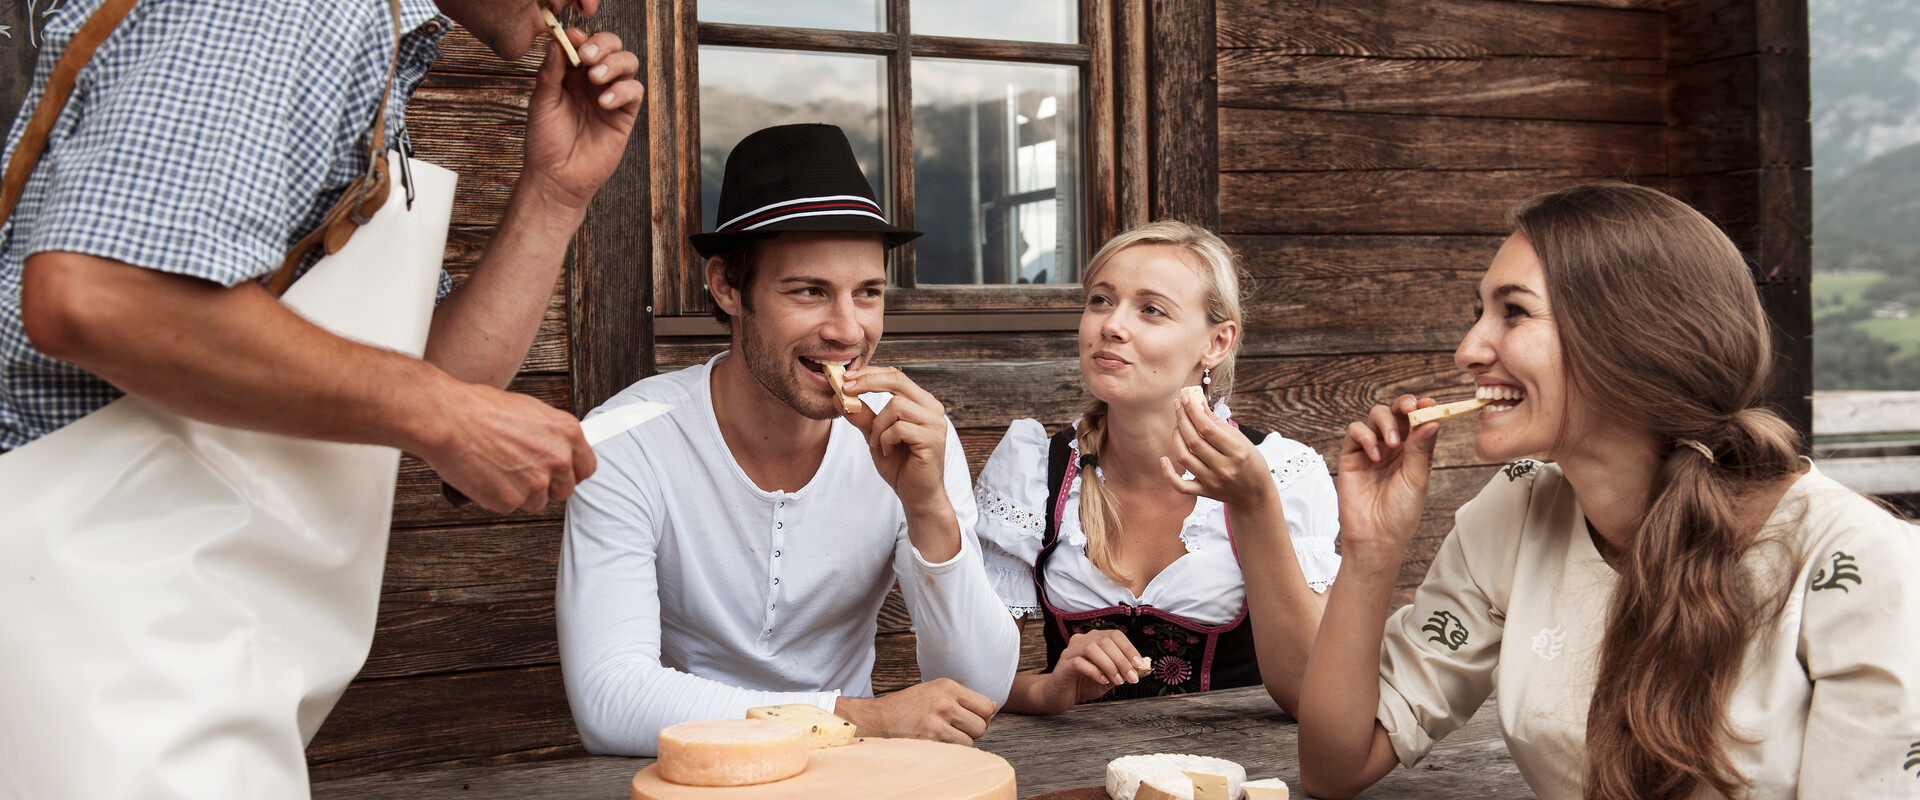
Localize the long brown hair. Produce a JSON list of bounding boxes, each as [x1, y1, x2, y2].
[[1509, 182, 1802, 799], [1075, 221, 1246, 586]]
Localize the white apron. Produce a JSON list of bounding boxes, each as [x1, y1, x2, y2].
[[0, 152, 455, 800]]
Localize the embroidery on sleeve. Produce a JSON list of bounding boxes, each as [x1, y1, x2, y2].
[[1905, 741, 1920, 777], [1500, 459, 1541, 482], [973, 484, 1045, 539], [1268, 450, 1324, 489], [1530, 625, 1566, 661], [1810, 550, 1861, 593], [1421, 610, 1470, 651]]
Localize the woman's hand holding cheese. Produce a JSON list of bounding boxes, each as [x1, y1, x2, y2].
[[840, 365, 962, 562], [1335, 394, 1440, 566], [1020, 630, 1147, 714]]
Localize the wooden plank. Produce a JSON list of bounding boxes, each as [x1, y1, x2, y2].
[[1812, 391, 1920, 437], [360, 581, 559, 680], [1666, 54, 1811, 177], [1227, 234, 1504, 278], [1665, 168, 1812, 284], [1813, 456, 1920, 495], [383, 522, 562, 593], [1241, 269, 1479, 355], [696, 22, 896, 54], [407, 76, 535, 227], [1147, 0, 1218, 227], [431, 27, 544, 77], [1221, 109, 1662, 174], [911, 35, 1092, 65], [313, 687, 1529, 799], [392, 375, 572, 528], [1665, 0, 1807, 67], [569, 0, 654, 411], [1400, 465, 1502, 587], [1117, 0, 1152, 228], [1216, 0, 1660, 59], [1220, 170, 1652, 236], [884, 284, 1085, 313], [1086, 0, 1120, 245], [307, 667, 578, 780], [1218, 53, 1663, 123], [888, 0, 918, 288], [1758, 281, 1813, 440]]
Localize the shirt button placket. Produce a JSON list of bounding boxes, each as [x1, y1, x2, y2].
[[763, 493, 787, 649]]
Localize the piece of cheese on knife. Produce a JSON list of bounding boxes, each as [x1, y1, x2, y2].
[[1107, 754, 1246, 800], [746, 704, 856, 749], [1243, 777, 1290, 799], [655, 719, 807, 787], [1407, 397, 1488, 427], [822, 361, 862, 414]]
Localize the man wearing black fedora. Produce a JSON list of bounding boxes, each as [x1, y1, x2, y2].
[[555, 124, 1019, 756]]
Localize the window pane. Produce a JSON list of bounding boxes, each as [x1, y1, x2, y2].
[[698, 47, 889, 235], [698, 0, 883, 32], [912, 60, 1082, 285], [911, 0, 1077, 43]]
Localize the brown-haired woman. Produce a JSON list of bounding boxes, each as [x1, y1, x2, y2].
[[973, 220, 1341, 715], [1296, 182, 1920, 799]]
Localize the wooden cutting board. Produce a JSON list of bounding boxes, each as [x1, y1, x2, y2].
[[630, 737, 1017, 799], [1028, 788, 1111, 800]]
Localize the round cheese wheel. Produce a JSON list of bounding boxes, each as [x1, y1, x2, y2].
[[1106, 753, 1246, 800], [656, 719, 808, 787]]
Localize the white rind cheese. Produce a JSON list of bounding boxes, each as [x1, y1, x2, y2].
[[1106, 754, 1246, 800], [1243, 777, 1289, 799]]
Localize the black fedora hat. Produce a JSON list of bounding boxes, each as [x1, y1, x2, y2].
[[689, 123, 921, 258]]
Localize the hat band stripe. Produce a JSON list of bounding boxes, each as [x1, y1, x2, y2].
[[719, 194, 882, 231], [738, 208, 890, 232], [728, 200, 887, 231]]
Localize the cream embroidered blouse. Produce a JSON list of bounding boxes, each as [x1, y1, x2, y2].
[[973, 411, 1342, 627], [1377, 460, 1920, 798]]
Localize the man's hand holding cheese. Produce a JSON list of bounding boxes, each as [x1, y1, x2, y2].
[[557, 125, 1018, 756]]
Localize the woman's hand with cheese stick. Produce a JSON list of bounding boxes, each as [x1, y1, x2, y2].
[[840, 365, 963, 563], [1013, 630, 1147, 714], [1335, 394, 1441, 565]]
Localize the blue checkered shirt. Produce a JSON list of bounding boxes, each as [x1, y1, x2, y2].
[[0, 0, 453, 451]]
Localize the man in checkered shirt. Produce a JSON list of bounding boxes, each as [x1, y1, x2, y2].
[[0, 0, 641, 513]]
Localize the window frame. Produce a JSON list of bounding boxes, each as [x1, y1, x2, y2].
[[644, 0, 1152, 328]]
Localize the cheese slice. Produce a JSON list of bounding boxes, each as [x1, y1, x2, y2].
[[746, 704, 857, 749], [1407, 397, 1489, 427], [1135, 774, 1191, 800], [1244, 777, 1290, 799], [1107, 754, 1246, 800], [655, 718, 807, 787], [1183, 770, 1231, 800], [821, 361, 862, 414]]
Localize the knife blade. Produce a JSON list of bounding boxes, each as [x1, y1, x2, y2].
[[442, 401, 674, 507]]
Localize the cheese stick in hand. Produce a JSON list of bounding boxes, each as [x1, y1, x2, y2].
[[541, 6, 582, 67], [1407, 397, 1489, 427]]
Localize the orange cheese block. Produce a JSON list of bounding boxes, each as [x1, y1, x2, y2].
[[655, 719, 807, 787], [633, 737, 1015, 799]]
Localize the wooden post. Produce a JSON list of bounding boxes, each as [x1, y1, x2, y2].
[[1146, 0, 1218, 229], [1664, 0, 1813, 441]]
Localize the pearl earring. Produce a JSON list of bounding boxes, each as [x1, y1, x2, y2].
[[1201, 366, 1212, 388]]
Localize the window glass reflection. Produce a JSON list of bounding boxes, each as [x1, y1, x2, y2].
[[911, 0, 1076, 43], [699, 0, 884, 32], [698, 47, 889, 235], [913, 59, 1081, 284]]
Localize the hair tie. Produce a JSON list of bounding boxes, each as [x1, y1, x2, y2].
[[1078, 453, 1098, 469], [1676, 439, 1715, 464]]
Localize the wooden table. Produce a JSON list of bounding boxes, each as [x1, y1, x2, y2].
[[312, 686, 1534, 799]]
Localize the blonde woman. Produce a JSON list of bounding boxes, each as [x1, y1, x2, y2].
[[1299, 182, 1920, 799], [973, 221, 1340, 715]]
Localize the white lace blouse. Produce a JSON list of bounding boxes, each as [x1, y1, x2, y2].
[[973, 410, 1342, 627]]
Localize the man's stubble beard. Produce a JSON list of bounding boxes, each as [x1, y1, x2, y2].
[[737, 311, 841, 421]]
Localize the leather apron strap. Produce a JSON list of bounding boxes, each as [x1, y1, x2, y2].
[[0, 0, 406, 298]]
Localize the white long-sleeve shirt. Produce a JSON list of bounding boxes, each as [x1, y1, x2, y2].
[[557, 353, 1020, 756]]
